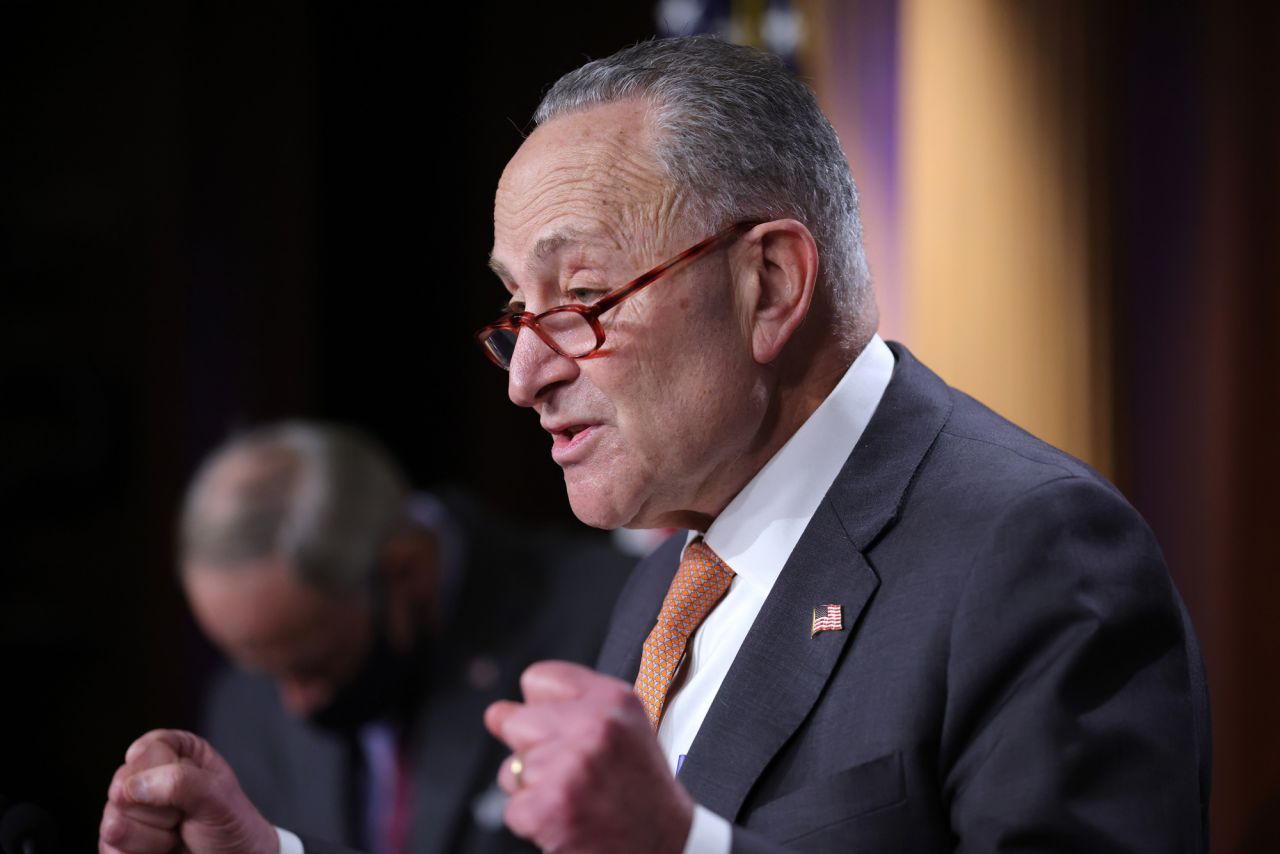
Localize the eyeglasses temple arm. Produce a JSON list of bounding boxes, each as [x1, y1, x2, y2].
[[591, 222, 758, 315]]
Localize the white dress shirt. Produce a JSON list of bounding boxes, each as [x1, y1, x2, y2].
[[672, 335, 895, 854]]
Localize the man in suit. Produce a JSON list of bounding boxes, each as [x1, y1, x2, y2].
[[473, 36, 1209, 852], [105, 421, 629, 854], [99, 37, 1208, 853]]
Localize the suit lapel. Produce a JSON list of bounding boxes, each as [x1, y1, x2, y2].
[[678, 501, 876, 819], [679, 342, 955, 820]]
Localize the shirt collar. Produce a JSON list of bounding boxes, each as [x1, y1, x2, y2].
[[693, 334, 895, 593]]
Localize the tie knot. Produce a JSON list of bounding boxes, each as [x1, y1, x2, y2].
[[659, 539, 735, 628]]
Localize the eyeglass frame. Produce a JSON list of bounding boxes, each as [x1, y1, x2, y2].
[[475, 220, 762, 370]]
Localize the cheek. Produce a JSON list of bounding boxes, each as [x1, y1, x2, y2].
[[617, 344, 739, 464]]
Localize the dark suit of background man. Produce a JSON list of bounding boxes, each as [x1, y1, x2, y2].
[[105, 421, 629, 854], [100, 37, 1210, 853]]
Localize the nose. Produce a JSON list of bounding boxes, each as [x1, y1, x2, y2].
[[507, 328, 580, 408]]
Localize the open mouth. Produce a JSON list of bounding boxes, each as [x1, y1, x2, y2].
[[549, 423, 598, 463]]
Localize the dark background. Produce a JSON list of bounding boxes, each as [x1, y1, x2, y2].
[[0, 2, 656, 847], [2, 2, 1278, 851]]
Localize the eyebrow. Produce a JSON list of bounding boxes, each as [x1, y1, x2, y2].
[[487, 227, 595, 283]]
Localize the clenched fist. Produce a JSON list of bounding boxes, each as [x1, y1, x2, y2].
[[99, 729, 278, 854], [484, 661, 694, 854]]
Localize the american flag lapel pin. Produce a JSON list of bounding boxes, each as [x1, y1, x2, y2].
[[811, 603, 843, 637]]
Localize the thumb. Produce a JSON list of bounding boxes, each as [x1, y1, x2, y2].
[[124, 762, 208, 810], [122, 737, 232, 818], [519, 660, 599, 703]]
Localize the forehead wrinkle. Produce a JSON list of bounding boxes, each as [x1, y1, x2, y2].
[[489, 227, 610, 294], [491, 221, 625, 283], [494, 104, 701, 281], [499, 172, 663, 238]]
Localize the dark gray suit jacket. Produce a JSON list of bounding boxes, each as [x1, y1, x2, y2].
[[203, 494, 633, 854], [598, 342, 1210, 852]]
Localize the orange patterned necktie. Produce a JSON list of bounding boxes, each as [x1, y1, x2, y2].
[[633, 538, 736, 729]]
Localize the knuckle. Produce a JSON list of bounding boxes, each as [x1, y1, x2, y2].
[[599, 680, 634, 707], [108, 766, 127, 801], [209, 768, 240, 810], [99, 805, 124, 843], [518, 663, 543, 696], [541, 785, 575, 827], [503, 791, 539, 840], [611, 685, 648, 721], [597, 707, 628, 745], [178, 729, 210, 760], [582, 706, 631, 756]]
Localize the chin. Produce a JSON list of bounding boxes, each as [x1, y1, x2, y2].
[[566, 493, 630, 530], [564, 475, 642, 531]]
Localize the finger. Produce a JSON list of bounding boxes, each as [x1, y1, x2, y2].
[[125, 729, 213, 767], [111, 800, 182, 831], [519, 660, 599, 704], [502, 784, 567, 851], [484, 700, 523, 742], [496, 752, 522, 795], [489, 700, 579, 753], [495, 740, 560, 795], [124, 738, 179, 772], [124, 730, 178, 764], [501, 788, 539, 842], [100, 801, 180, 853]]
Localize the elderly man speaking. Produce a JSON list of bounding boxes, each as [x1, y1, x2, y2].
[[101, 37, 1208, 854]]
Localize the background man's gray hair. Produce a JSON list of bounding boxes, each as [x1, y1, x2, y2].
[[534, 36, 876, 346], [179, 421, 409, 593]]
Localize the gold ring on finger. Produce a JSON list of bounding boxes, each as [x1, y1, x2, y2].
[[510, 754, 525, 790]]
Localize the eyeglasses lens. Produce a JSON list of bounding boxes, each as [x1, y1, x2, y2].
[[483, 329, 518, 368], [540, 311, 596, 357]]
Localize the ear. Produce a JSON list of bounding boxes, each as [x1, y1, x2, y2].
[[739, 220, 819, 365]]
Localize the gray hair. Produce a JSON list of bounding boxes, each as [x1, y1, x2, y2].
[[178, 421, 410, 594], [534, 36, 875, 344]]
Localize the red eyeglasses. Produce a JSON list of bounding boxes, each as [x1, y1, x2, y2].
[[475, 221, 759, 370]]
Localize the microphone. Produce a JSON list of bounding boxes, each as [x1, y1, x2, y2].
[[0, 796, 57, 854]]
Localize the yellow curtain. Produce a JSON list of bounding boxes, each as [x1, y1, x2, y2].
[[801, 0, 1111, 475]]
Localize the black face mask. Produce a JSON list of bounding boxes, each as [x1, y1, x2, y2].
[[304, 623, 429, 735]]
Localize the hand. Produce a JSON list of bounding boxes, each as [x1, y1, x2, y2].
[[99, 729, 279, 854], [100, 735, 183, 854], [484, 661, 694, 854]]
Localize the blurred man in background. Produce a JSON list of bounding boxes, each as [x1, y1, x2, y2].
[[174, 421, 630, 854]]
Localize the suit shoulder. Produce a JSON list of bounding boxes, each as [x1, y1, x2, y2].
[[877, 382, 1161, 592], [921, 386, 1124, 506]]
